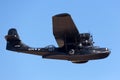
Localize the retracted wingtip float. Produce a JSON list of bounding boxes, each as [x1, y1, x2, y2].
[[5, 13, 110, 64]]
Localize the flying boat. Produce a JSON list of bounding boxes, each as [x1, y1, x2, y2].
[[5, 13, 110, 63]]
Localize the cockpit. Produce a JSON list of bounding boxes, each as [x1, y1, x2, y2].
[[45, 45, 56, 51]]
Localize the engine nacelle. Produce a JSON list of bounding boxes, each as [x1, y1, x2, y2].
[[80, 33, 90, 39], [79, 33, 93, 46]]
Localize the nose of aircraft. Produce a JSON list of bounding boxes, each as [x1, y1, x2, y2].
[[105, 48, 111, 53]]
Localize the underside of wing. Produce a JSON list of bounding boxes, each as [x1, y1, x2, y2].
[[52, 13, 80, 50]]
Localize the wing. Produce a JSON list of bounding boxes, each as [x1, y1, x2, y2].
[[52, 13, 80, 49]]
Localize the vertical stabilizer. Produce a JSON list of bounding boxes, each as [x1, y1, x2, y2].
[[7, 28, 20, 40], [5, 28, 21, 50]]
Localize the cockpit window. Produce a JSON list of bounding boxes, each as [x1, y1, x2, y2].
[[45, 45, 55, 51]]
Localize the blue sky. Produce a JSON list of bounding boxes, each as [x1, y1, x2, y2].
[[0, 0, 120, 80]]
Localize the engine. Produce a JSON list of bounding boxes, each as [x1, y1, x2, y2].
[[79, 33, 93, 47]]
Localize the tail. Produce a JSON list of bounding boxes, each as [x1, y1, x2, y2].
[[5, 28, 21, 50], [8, 28, 20, 39], [5, 28, 47, 56]]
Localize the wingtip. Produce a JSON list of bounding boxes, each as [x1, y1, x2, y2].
[[53, 13, 71, 17]]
